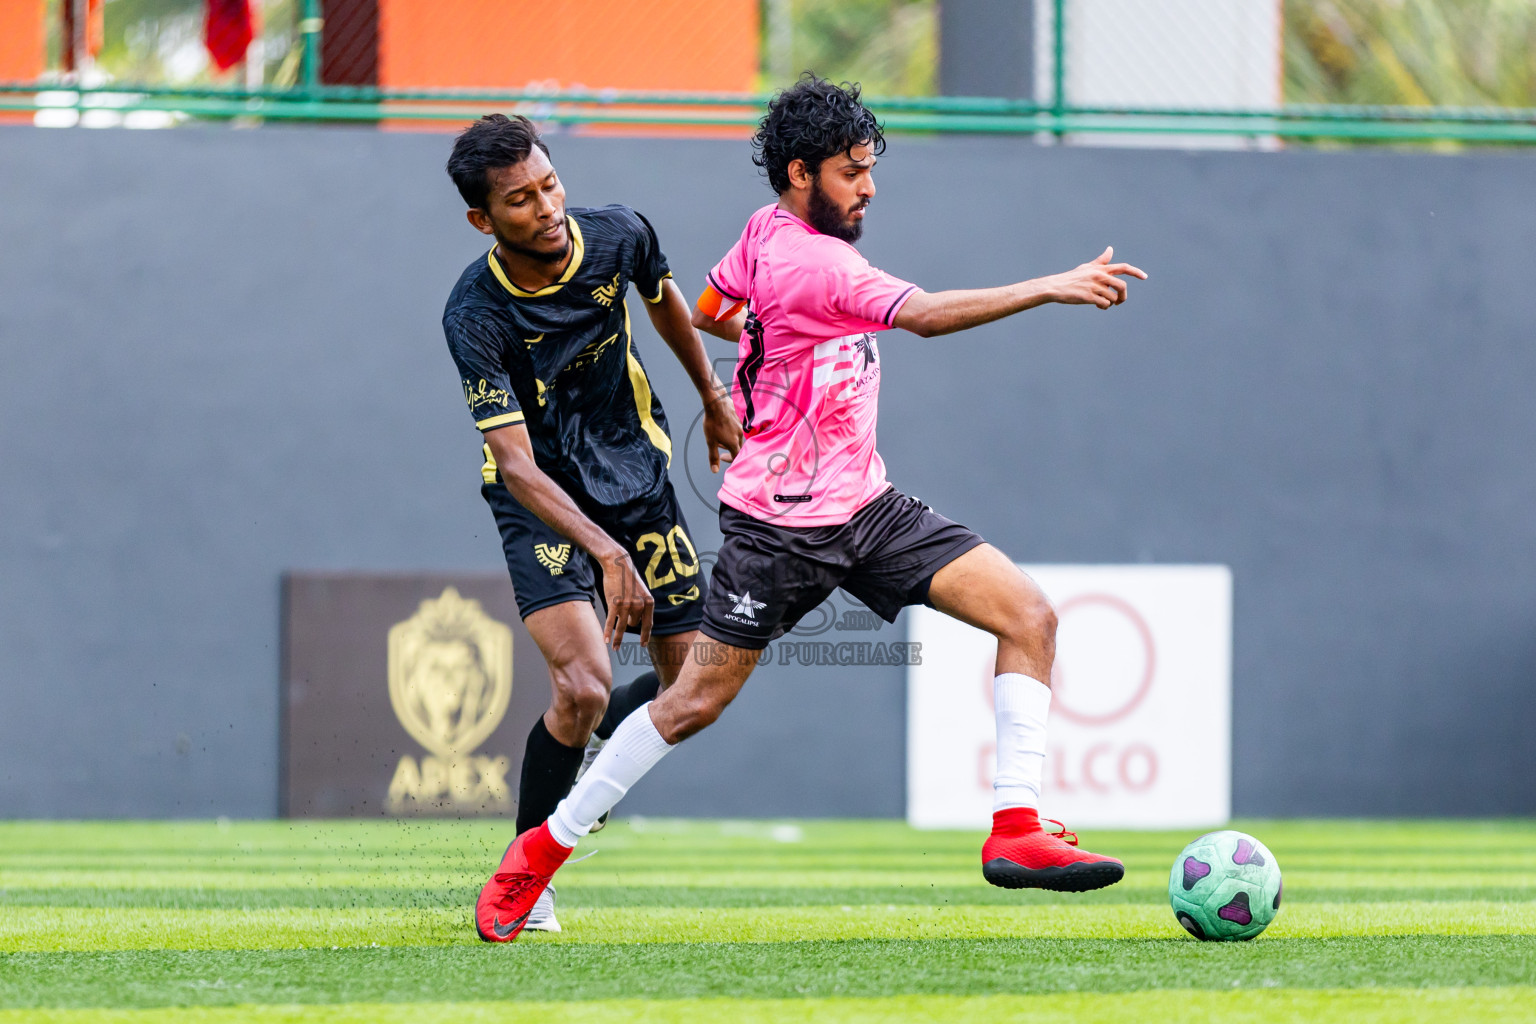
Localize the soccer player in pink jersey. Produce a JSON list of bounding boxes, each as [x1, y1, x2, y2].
[[476, 76, 1148, 935]]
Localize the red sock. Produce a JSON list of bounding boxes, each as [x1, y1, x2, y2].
[[519, 822, 572, 876], [991, 806, 1043, 836]]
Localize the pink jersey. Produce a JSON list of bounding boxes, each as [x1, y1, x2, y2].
[[708, 205, 918, 526]]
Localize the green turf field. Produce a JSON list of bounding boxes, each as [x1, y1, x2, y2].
[[1, 819, 1532, 1022]]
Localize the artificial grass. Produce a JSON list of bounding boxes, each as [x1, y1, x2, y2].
[[0, 819, 1532, 1020], [6, 883, 1536, 909], [4, 900, 1536, 951], [1, 989, 1535, 1024], [3, 937, 1534, 1007]]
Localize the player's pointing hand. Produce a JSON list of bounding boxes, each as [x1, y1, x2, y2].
[[1052, 246, 1148, 309]]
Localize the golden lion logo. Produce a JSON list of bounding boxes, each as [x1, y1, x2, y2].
[[534, 543, 573, 575], [385, 588, 513, 814]]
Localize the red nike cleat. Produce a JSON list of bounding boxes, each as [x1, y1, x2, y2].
[[982, 807, 1125, 892], [474, 822, 572, 942]]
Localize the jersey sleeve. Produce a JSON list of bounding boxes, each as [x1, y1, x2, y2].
[[822, 247, 919, 328], [705, 220, 753, 305], [627, 209, 673, 304], [445, 314, 524, 432]]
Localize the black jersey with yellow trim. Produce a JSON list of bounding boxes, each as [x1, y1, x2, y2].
[[443, 204, 676, 511]]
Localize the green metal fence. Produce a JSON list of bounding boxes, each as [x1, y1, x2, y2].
[[3, 0, 1535, 144]]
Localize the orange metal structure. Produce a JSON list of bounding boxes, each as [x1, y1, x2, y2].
[[378, 0, 758, 92], [0, 0, 44, 123], [0, 0, 44, 81]]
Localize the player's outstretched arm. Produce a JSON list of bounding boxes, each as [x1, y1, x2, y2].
[[646, 279, 743, 473], [893, 247, 1148, 338], [483, 424, 654, 647]]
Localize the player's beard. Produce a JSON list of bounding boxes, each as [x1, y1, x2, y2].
[[497, 218, 571, 264], [807, 176, 866, 243], [500, 236, 571, 264]]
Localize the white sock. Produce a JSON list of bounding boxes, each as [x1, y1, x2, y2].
[[993, 673, 1051, 812], [547, 702, 673, 848]]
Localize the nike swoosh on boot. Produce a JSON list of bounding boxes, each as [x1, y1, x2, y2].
[[492, 913, 528, 939]]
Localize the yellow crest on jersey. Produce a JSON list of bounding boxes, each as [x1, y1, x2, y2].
[[534, 543, 573, 575], [592, 273, 620, 307]]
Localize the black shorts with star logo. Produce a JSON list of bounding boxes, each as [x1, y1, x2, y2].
[[482, 479, 705, 636], [699, 486, 986, 650]]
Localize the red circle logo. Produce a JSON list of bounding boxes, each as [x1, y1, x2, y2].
[[1049, 593, 1156, 726]]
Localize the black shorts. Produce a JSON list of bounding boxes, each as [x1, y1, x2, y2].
[[482, 480, 706, 636], [700, 486, 986, 650]]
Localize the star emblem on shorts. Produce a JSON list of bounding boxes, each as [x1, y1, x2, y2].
[[728, 591, 767, 619]]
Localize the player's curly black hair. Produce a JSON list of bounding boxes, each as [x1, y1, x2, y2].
[[446, 113, 551, 210], [752, 74, 885, 195]]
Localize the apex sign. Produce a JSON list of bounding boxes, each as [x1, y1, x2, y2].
[[282, 574, 550, 819], [385, 587, 514, 814]]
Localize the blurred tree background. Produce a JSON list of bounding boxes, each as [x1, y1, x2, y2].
[[760, 0, 938, 96], [1284, 0, 1536, 107]]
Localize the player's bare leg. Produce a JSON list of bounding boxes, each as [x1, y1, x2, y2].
[[521, 607, 686, 810], [485, 601, 664, 936], [526, 601, 613, 748], [476, 600, 602, 936], [927, 544, 1125, 892], [645, 639, 759, 740], [574, 628, 694, 834], [648, 630, 695, 690], [926, 544, 1056, 681], [478, 642, 761, 941], [554, 641, 758, 837]]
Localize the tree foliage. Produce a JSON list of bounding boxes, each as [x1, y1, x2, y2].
[[1285, 0, 1536, 107]]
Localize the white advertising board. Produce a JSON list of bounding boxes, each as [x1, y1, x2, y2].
[[907, 565, 1231, 830]]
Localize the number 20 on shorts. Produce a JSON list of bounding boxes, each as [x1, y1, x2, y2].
[[635, 526, 699, 588]]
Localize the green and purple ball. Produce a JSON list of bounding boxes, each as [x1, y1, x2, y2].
[[1168, 830, 1282, 941]]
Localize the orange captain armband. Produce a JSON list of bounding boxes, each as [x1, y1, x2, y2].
[[696, 283, 747, 322]]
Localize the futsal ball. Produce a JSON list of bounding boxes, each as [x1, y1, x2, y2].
[[1168, 830, 1282, 941]]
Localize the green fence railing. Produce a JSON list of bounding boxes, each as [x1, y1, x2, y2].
[[4, 81, 1535, 143]]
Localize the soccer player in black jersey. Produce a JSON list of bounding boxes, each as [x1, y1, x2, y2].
[[442, 115, 741, 940]]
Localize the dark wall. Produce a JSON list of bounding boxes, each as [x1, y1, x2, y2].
[[940, 0, 1035, 99], [2, 126, 1533, 818]]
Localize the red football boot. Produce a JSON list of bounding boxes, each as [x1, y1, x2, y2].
[[474, 822, 572, 942], [982, 807, 1125, 892]]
